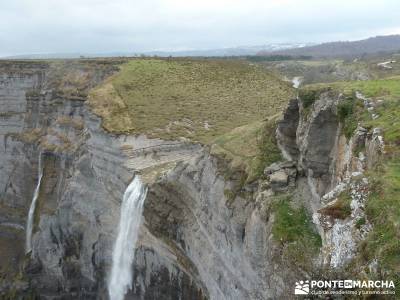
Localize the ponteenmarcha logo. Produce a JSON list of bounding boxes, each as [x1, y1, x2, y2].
[[294, 279, 395, 296], [294, 280, 309, 294]]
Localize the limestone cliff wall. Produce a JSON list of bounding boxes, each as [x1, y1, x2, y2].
[[276, 91, 383, 269], [143, 152, 289, 299], [0, 61, 205, 299], [0, 61, 384, 300]]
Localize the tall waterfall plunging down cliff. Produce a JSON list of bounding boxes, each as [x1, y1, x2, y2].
[[108, 176, 148, 300], [26, 153, 43, 253]]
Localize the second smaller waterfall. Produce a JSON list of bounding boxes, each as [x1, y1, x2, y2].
[[108, 176, 147, 300], [26, 153, 43, 253]]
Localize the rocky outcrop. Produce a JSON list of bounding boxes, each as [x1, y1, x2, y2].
[[264, 161, 297, 192], [276, 91, 383, 269], [276, 99, 299, 161]]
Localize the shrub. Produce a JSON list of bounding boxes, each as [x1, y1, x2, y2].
[[299, 87, 332, 109], [337, 98, 354, 122], [299, 89, 318, 108], [337, 97, 358, 139], [318, 190, 352, 219]]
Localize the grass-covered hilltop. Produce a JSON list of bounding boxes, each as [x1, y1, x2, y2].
[[88, 58, 294, 143]]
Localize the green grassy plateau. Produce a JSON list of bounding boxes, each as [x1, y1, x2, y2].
[[88, 58, 294, 143]]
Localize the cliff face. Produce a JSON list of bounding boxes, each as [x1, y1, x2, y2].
[[0, 61, 384, 299], [276, 91, 383, 269], [143, 152, 289, 300], [0, 61, 205, 299]]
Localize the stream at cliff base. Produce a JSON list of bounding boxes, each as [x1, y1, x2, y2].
[[108, 176, 147, 300], [26, 153, 43, 253]]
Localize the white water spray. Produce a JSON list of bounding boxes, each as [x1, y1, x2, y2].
[[292, 76, 302, 89], [26, 153, 43, 253], [108, 176, 147, 300]]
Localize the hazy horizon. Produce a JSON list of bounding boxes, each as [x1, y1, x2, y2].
[[1, 0, 400, 57]]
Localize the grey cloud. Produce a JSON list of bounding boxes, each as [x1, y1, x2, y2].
[[1, 0, 400, 56]]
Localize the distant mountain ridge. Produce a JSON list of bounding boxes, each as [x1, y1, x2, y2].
[[144, 43, 314, 57], [4, 35, 400, 59], [258, 35, 400, 58], [1, 43, 313, 59]]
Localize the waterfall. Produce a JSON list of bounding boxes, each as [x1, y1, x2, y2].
[[26, 153, 43, 253], [108, 176, 147, 300]]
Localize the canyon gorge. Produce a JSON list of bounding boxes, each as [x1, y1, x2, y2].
[[0, 59, 394, 299]]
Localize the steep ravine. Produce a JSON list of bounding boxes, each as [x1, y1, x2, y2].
[[0, 61, 385, 299]]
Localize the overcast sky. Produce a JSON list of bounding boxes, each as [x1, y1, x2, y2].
[[1, 0, 400, 56]]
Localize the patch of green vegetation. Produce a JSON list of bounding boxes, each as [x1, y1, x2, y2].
[[272, 195, 321, 248], [309, 77, 400, 145], [337, 98, 354, 121], [366, 100, 400, 146], [355, 217, 366, 229], [363, 161, 400, 269], [339, 76, 400, 101], [357, 160, 400, 295], [256, 119, 283, 177], [89, 58, 294, 143], [270, 195, 322, 274], [272, 194, 322, 273], [337, 97, 359, 139], [298, 88, 319, 108], [212, 117, 282, 203], [318, 190, 352, 219], [342, 118, 357, 139], [308, 76, 400, 102], [298, 86, 332, 110], [211, 116, 282, 184]]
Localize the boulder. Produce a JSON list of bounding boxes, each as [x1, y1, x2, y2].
[[269, 170, 292, 192]]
